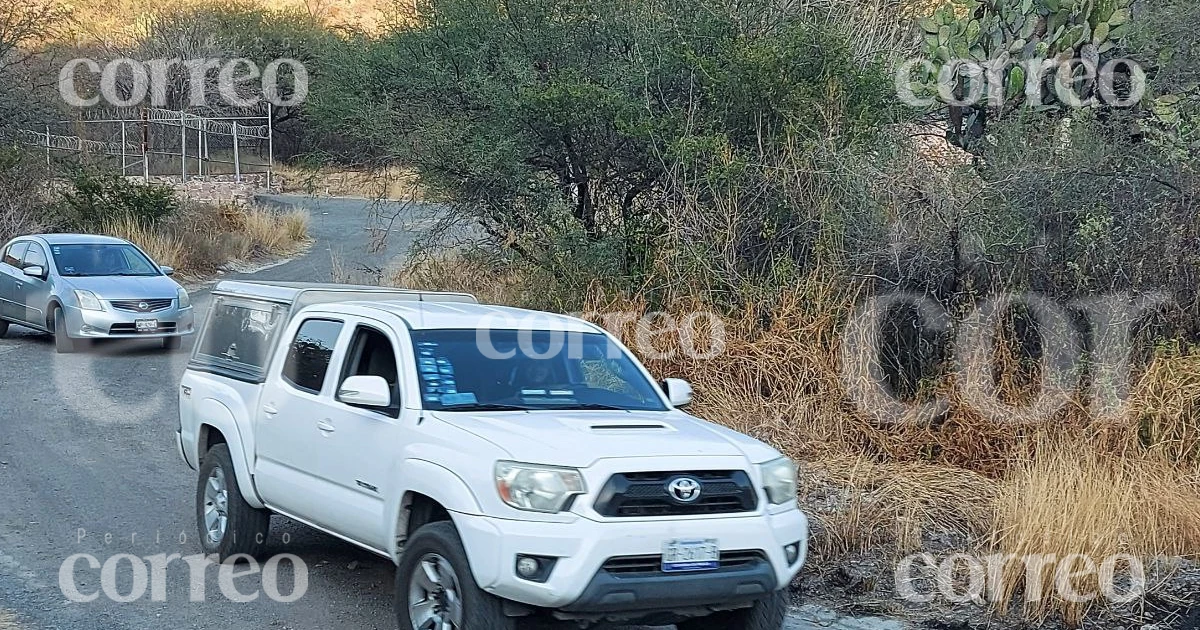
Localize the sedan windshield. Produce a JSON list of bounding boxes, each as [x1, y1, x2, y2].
[[412, 329, 668, 412], [50, 244, 160, 277]]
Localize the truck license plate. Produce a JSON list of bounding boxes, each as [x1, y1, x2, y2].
[[662, 539, 720, 572], [135, 319, 159, 332]]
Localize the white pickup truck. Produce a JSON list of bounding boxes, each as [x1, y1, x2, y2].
[[177, 281, 808, 630]]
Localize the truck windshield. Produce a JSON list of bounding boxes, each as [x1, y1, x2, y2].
[[411, 329, 669, 412], [50, 244, 160, 277]]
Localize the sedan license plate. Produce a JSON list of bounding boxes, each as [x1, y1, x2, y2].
[[135, 319, 159, 333], [662, 539, 720, 573]]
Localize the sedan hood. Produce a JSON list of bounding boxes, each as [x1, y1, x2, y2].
[[63, 275, 180, 300], [430, 410, 780, 467]]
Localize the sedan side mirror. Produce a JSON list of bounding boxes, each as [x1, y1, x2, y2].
[[337, 375, 392, 408], [662, 378, 693, 408], [23, 265, 45, 279], [160, 266, 175, 276]]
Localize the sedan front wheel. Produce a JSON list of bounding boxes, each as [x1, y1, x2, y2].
[[53, 307, 76, 354]]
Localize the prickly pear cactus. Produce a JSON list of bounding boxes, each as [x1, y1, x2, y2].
[[912, 0, 1136, 143]]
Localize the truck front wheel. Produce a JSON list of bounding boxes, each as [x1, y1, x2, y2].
[[396, 521, 515, 630], [196, 444, 270, 561], [676, 589, 788, 630]]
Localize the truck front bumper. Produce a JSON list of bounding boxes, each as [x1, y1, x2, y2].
[[452, 507, 807, 613]]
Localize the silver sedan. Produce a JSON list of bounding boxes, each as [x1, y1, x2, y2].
[[0, 234, 195, 352]]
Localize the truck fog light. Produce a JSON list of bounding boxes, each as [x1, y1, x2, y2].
[[785, 542, 801, 565], [516, 556, 540, 577], [515, 555, 556, 583]]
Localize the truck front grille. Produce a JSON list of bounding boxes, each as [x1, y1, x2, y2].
[[593, 470, 758, 517], [602, 550, 766, 576]]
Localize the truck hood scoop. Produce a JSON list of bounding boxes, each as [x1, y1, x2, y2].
[[588, 422, 669, 431], [431, 410, 749, 466]]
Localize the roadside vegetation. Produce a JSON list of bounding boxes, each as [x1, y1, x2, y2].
[[0, 153, 310, 277], [354, 0, 1200, 626], [2, 0, 1199, 625]]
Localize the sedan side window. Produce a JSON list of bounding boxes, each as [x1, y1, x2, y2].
[[281, 319, 344, 394], [2, 242, 28, 269], [22, 244, 48, 275]]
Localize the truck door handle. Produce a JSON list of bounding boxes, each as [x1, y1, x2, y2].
[[263, 405, 279, 416], [317, 420, 336, 434]]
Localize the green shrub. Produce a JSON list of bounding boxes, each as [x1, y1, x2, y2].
[[57, 169, 180, 230]]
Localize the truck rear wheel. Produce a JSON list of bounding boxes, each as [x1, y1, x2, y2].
[[395, 521, 515, 630], [676, 589, 787, 630], [196, 444, 270, 561]]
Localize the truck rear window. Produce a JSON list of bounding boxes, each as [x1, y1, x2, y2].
[[190, 296, 288, 382]]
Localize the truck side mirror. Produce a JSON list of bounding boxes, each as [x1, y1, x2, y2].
[[337, 375, 392, 408], [661, 378, 693, 408]]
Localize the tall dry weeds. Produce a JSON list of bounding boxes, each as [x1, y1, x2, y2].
[[989, 441, 1200, 625], [103, 203, 310, 278]]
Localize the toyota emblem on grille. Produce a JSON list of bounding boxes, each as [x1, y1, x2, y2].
[[667, 477, 702, 503]]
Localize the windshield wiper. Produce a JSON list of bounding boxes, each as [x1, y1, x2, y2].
[[439, 403, 535, 412]]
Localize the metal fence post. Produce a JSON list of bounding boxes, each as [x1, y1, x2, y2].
[[232, 120, 241, 183], [197, 117, 204, 176], [120, 121, 127, 175], [267, 102, 274, 190], [180, 111, 187, 181], [141, 108, 150, 180]]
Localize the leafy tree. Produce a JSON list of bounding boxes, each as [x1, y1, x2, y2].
[[310, 0, 897, 287]]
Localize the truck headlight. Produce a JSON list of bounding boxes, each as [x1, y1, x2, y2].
[[760, 457, 797, 505], [74, 290, 104, 311], [177, 287, 191, 308], [495, 461, 586, 513]]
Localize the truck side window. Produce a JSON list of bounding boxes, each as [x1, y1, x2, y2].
[[281, 319, 344, 394], [339, 325, 401, 417]]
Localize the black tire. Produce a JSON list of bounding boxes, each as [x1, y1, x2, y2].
[[53, 307, 76, 354], [676, 590, 788, 630], [396, 521, 516, 630], [163, 336, 182, 351], [0, 319, 7, 338], [196, 444, 270, 561]]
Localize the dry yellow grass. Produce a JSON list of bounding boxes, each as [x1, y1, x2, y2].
[[989, 442, 1200, 625], [231, 205, 311, 256], [101, 215, 188, 269], [103, 203, 310, 278], [274, 165, 423, 201], [802, 456, 998, 560]]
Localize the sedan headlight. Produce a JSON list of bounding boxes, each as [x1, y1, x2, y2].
[[495, 461, 586, 513], [760, 457, 797, 505], [177, 287, 191, 308], [74, 290, 104, 311]]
